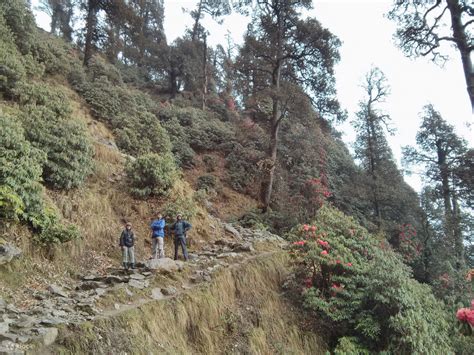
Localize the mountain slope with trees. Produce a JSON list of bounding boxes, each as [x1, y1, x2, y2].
[[0, 0, 472, 353]]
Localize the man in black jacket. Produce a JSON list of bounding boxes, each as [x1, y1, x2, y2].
[[171, 214, 191, 261], [119, 222, 135, 269]]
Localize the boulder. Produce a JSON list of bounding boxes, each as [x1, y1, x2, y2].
[[0, 241, 21, 265], [161, 286, 177, 296], [145, 258, 183, 273], [48, 284, 68, 298], [15, 316, 36, 329], [0, 321, 9, 334], [129, 274, 145, 281], [36, 327, 58, 346], [216, 252, 238, 259], [77, 281, 105, 291], [104, 275, 126, 285], [233, 242, 255, 253], [151, 288, 164, 300], [128, 279, 149, 290], [0, 298, 5, 310], [223, 224, 241, 240]]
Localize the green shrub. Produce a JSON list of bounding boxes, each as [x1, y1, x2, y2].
[[202, 154, 218, 172], [334, 337, 370, 355], [225, 143, 264, 192], [0, 114, 45, 217], [290, 205, 453, 354], [196, 175, 217, 192], [13, 82, 71, 118], [31, 31, 80, 76], [0, 11, 27, 94], [15, 82, 94, 189], [158, 106, 235, 151], [114, 111, 171, 156], [0, 0, 37, 54], [87, 55, 123, 84], [35, 222, 80, 246], [162, 117, 195, 167], [162, 195, 198, 221], [126, 153, 178, 198], [0, 186, 24, 221], [188, 114, 234, 151]]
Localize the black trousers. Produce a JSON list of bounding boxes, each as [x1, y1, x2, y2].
[[174, 235, 188, 260]]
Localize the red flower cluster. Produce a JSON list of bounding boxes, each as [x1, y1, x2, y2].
[[293, 240, 306, 246], [456, 301, 474, 327], [321, 250, 328, 256], [317, 239, 329, 248]]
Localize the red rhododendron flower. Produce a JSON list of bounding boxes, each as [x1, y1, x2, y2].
[[311, 226, 317, 232], [347, 263, 352, 267], [303, 224, 310, 231], [317, 239, 329, 248], [466, 310, 474, 326], [457, 308, 470, 322], [321, 250, 328, 256], [293, 241, 306, 246]]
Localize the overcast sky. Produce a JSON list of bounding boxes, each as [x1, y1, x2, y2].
[[32, 0, 473, 191]]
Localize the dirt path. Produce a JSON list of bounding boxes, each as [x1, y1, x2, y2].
[[0, 225, 285, 354]]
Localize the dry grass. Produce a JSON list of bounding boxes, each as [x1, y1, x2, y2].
[[52, 254, 326, 355]]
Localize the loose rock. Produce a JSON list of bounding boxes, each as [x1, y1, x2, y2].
[[161, 286, 177, 296], [48, 284, 68, 298]]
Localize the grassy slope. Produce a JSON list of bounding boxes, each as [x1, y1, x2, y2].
[[51, 253, 326, 355], [0, 84, 225, 302]]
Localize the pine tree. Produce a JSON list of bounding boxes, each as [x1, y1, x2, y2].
[[403, 104, 470, 268]]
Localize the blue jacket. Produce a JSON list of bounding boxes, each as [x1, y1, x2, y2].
[[171, 220, 191, 237], [150, 218, 166, 238]]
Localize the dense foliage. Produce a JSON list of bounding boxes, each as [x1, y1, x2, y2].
[[126, 153, 178, 198], [289, 205, 453, 353]]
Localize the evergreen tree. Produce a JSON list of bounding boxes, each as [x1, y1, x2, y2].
[[234, 0, 343, 210], [403, 105, 470, 268]]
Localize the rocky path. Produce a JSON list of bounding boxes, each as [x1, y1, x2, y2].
[[0, 225, 285, 354]]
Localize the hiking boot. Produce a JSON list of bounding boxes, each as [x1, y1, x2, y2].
[[130, 263, 136, 269], [123, 262, 128, 270]]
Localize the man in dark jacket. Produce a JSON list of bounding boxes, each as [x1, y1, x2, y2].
[[171, 214, 191, 261], [119, 222, 135, 269]]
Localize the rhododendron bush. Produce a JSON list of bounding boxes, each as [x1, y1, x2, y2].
[[289, 205, 453, 354], [456, 300, 474, 336]]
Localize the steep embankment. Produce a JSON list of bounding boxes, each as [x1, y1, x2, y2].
[[51, 252, 325, 355]]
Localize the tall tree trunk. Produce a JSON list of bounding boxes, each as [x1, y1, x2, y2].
[[202, 34, 208, 110], [451, 193, 464, 269], [191, 0, 203, 42], [366, 110, 382, 225], [262, 7, 283, 211], [169, 69, 178, 99], [83, 0, 99, 66], [447, 0, 474, 110]]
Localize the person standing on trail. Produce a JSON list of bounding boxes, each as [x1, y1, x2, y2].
[[171, 214, 191, 261], [150, 212, 166, 259], [119, 222, 136, 269]]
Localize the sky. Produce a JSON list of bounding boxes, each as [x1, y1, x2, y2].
[[31, 0, 473, 191]]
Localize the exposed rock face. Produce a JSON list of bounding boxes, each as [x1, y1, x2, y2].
[[0, 241, 21, 265]]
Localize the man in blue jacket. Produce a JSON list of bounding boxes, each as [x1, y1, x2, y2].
[[150, 213, 166, 259], [171, 213, 191, 261]]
